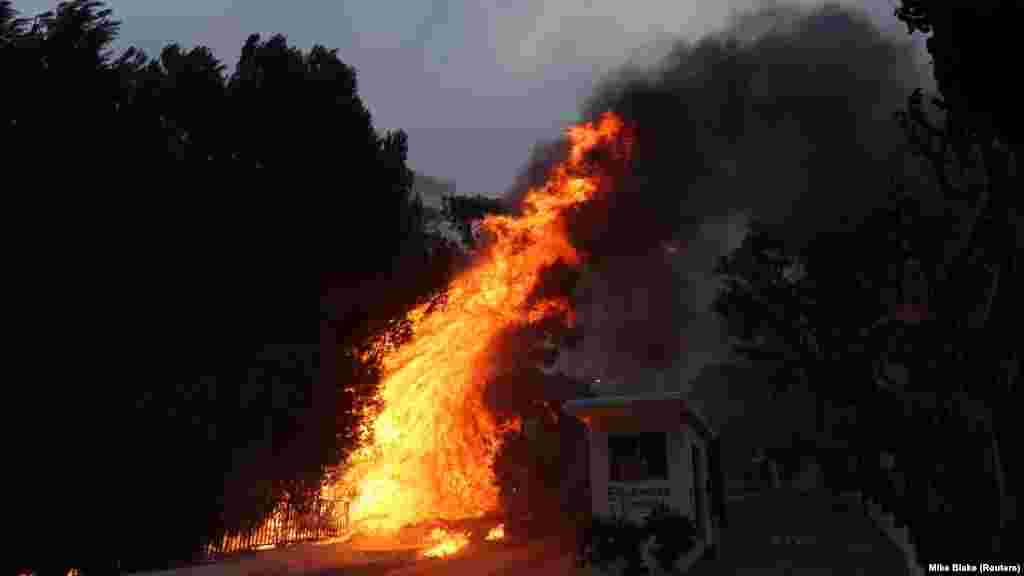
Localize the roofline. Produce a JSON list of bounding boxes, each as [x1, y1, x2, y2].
[[563, 391, 685, 409], [563, 392, 716, 438]]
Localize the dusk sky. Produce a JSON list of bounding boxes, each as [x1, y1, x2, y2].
[[16, 0, 921, 196]]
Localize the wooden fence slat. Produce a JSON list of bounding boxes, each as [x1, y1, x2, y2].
[[203, 499, 347, 558]]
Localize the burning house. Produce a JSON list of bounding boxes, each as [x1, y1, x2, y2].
[[541, 221, 726, 551], [205, 109, 724, 565], [563, 392, 724, 552], [320, 113, 636, 554], [321, 109, 715, 560]]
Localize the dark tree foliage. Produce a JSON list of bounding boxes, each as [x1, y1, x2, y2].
[[3, 2, 461, 575], [712, 1, 1020, 559], [586, 507, 696, 576], [1, 0, 122, 168], [713, 194, 957, 465], [485, 321, 592, 547], [491, 390, 591, 549], [895, 0, 1021, 157], [492, 409, 562, 536], [890, 0, 1021, 558]]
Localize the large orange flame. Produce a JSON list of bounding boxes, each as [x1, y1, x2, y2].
[[335, 112, 632, 536]]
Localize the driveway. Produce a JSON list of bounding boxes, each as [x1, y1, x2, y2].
[[146, 490, 903, 576], [145, 537, 579, 576], [688, 488, 906, 575]]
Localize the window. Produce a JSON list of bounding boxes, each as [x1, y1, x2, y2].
[[609, 432, 668, 482]]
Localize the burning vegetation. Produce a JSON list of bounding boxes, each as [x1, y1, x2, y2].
[[330, 112, 634, 548], [420, 528, 472, 558], [485, 523, 506, 541]]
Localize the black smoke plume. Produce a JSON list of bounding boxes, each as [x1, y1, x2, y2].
[[503, 3, 927, 387]]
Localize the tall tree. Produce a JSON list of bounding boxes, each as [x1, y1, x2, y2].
[[712, 192, 952, 461], [893, 0, 1020, 547], [3, 2, 461, 574], [714, 177, 1008, 557]]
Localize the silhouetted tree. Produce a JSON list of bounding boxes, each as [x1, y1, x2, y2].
[[2, 1, 124, 169], [491, 369, 591, 549], [3, 2, 463, 574], [892, 0, 1020, 554], [895, 1, 1021, 158], [715, 189, 1007, 557], [713, 193, 952, 459]]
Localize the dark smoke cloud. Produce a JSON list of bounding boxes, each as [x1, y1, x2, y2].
[[580, 3, 921, 245], [507, 3, 925, 389]]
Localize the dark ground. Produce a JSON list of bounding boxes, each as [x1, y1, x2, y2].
[[690, 488, 907, 575], [138, 488, 906, 575]]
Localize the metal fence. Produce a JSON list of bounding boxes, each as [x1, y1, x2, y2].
[[205, 499, 349, 558]]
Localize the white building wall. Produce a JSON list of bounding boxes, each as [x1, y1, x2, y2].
[[685, 432, 715, 542], [590, 429, 610, 516], [672, 429, 694, 519], [589, 424, 698, 522]]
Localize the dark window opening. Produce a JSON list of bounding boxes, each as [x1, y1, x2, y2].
[[609, 432, 668, 482]]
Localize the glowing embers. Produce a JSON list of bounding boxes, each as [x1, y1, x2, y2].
[[421, 527, 471, 558], [484, 523, 505, 541]]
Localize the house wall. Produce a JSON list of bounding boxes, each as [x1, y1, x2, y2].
[[590, 428, 610, 516], [589, 424, 697, 522], [670, 429, 693, 518], [687, 432, 716, 543]]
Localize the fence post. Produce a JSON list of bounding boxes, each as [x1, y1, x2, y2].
[[324, 500, 331, 538]]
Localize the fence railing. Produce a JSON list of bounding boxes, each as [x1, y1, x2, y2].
[[205, 499, 349, 558]]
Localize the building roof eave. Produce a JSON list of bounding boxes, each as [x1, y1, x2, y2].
[[563, 392, 715, 438]]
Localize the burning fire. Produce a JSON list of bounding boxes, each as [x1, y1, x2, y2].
[[421, 527, 472, 558], [485, 523, 505, 541], [335, 112, 633, 536], [207, 498, 342, 556]]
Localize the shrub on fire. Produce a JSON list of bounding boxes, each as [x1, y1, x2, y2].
[[586, 505, 697, 575], [492, 399, 565, 539]]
